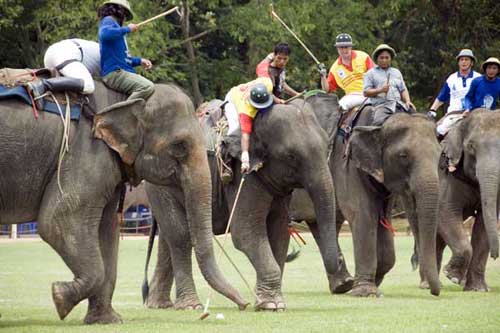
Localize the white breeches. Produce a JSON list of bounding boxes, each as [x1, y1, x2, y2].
[[339, 93, 366, 111], [44, 40, 95, 94], [224, 91, 240, 136], [436, 113, 464, 136]]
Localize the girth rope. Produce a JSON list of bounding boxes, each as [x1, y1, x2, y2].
[[214, 117, 230, 179], [44, 92, 72, 195]]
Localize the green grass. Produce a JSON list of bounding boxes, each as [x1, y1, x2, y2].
[[0, 235, 499, 332]]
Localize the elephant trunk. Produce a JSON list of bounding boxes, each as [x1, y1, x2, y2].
[[304, 164, 338, 275], [414, 174, 441, 296], [181, 147, 248, 310], [477, 165, 500, 259]]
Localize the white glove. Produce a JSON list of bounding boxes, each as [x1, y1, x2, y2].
[[241, 151, 250, 173]]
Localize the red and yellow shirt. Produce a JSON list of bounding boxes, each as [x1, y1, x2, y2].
[[326, 50, 374, 94]]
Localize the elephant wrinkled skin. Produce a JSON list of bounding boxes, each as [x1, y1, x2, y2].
[[290, 93, 442, 297], [0, 81, 245, 324], [143, 100, 339, 311], [418, 109, 500, 292]]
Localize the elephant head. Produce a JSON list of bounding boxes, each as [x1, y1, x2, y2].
[[348, 113, 442, 296], [443, 109, 500, 259], [248, 101, 338, 275], [93, 84, 247, 308]]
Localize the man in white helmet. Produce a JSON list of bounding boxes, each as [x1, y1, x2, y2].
[[428, 49, 481, 136]]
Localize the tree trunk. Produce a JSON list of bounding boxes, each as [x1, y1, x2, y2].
[[181, 2, 203, 108]]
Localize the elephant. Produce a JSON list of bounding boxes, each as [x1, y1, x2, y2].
[[289, 92, 442, 297], [142, 99, 339, 311], [0, 81, 247, 324], [414, 109, 500, 292]]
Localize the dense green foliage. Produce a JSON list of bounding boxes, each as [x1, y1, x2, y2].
[[0, 0, 498, 109], [0, 235, 499, 332]]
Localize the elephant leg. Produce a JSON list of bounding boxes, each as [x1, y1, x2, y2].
[[266, 197, 290, 278], [349, 208, 380, 297], [375, 220, 395, 287], [439, 211, 473, 285], [307, 213, 353, 294], [145, 230, 174, 309], [84, 188, 123, 324], [38, 192, 109, 322], [464, 216, 490, 292], [229, 181, 283, 311], [156, 188, 201, 310]]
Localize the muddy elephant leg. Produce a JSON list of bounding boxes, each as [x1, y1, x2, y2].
[[439, 212, 473, 285], [229, 179, 282, 311], [375, 220, 395, 287], [266, 197, 291, 278], [84, 188, 123, 324], [145, 230, 174, 309], [38, 189, 111, 322], [464, 216, 490, 292], [154, 188, 201, 309]]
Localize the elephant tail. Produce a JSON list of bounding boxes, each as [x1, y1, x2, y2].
[[411, 248, 419, 271], [142, 217, 158, 304], [285, 245, 301, 262]]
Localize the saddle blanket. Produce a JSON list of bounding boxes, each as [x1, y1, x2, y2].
[[0, 84, 81, 120]]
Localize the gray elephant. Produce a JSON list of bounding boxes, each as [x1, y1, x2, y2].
[[0, 81, 246, 324], [415, 109, 499, 291], [143, 99, 339, 311], [290, 92, 442, 297]]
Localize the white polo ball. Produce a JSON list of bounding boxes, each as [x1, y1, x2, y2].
[[216, 313, 225, 320]]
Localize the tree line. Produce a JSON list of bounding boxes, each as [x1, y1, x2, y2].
[[0, 0, 498, 113]]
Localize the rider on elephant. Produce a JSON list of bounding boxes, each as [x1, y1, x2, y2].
[[27, 39, 100, 108], [363, 44, 415, 126], [319, 33, 374, 112], [428, 49, 481, 136], [222, 77, 274, 181], [462, 57, 500, 116], [256, 42, 300, 104], [98, 0, 155, 101]]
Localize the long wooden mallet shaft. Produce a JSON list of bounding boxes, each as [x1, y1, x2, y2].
[[269, 4, 320, 65], [137, 6, 180, 27]]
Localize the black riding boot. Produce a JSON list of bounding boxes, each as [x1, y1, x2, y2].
[[27, 77, 84, 109]]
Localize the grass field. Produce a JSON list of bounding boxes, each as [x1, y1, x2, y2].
[[0, 234, 499, 332]]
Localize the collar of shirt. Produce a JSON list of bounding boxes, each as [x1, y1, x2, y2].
[[337, 50, 357, 70], [456, 70, 474, 79]]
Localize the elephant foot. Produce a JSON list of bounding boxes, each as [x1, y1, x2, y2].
[[443, 263, 466, 285], [419, 280, 429, 289], [329, 275, 354, 294], [84, 307, 123, 325], [350, 281, 381, 298], [254, 291, 286, 311], [174, 297, 203, 310], [52, 282, 78, 320], [145, 296, 174, 309], [464, 276, 489, 292]]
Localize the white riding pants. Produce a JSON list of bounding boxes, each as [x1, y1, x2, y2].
[[436, 113, 464, 136], [224, 91, 240, 135], [44, 40, 95, 94], [339, 92, 366, 111]]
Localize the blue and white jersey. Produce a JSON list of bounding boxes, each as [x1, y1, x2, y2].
[[437, 70, 481, 112]]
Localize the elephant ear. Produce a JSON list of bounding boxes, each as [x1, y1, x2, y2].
[[442, 119, 466, 170], [347, 126, 384, 183], [93, 99, 145, 165]]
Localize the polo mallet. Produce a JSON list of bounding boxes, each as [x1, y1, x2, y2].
[[137, 6, 182, 27], [269, 4, 321, 66], [199, 174, 248, 320], [284, 90, 306, 104]]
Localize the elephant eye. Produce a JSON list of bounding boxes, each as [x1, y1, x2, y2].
[[169, 140, 189, 158], [399, 152, 408, 158]]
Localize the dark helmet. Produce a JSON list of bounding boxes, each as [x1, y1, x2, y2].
[[335, 33, 353, 47], [249, 81, 273, 109]]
